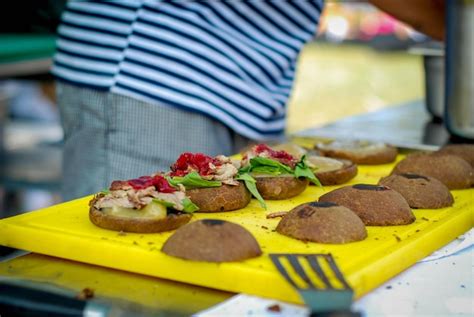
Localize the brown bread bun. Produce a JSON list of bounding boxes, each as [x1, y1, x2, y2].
[[254, 175, 308, 200], [391, 153, 473, 189], [276, 202, 367, 244], [315, 140, 398, 165], [186, 181, 251, 212], [379, 173, 454, 209], [436, 144, 474, 167], [319, 184, 415, 226], [162, 219, 262, 262], [307, 156, 358, 185], [89, 195, 192, 233]]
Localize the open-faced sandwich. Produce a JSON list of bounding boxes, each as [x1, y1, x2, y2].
[[240, 144, 321, 200], [315, 140, 398, 165], [89, 174, 198, 233], [274, 143, 358, 185], [167, 152, 265, 212]]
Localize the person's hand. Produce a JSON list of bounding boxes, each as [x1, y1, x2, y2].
[[369, 0, 445, 40]]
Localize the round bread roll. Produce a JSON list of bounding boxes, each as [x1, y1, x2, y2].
[[379, 173, 454, 209], [276, 201, 367, 244], [89, 195, 192, 233], [391, 154, 473, 189], [319, 184, 415, 226], [254, 175, 309, 200], [436, 144, 474, 167], [307, 156, 358, 185], [162, 219, 262, 262], [186, 182, 251, 212], [315, 140, 398, 165]]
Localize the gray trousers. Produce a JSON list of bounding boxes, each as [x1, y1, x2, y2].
[[57, 83, 252, 200]]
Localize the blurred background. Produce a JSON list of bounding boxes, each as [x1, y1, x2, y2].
[[0, 1, 429, 217]]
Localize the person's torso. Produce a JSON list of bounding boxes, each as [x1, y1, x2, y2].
[[52, 0, 324, 139]]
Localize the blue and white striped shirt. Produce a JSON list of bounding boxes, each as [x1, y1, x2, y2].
[[52, 0, 324, 140]]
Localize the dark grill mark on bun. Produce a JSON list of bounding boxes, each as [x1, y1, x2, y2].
[[353, 184, 389, 191], [297, 207, 316, 218], [400, 173, 430, 181], [309, 201, 338, 208], [202, 219, 225, 226]]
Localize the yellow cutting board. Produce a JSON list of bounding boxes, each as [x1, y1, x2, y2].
[[0, 158, 472, 304]]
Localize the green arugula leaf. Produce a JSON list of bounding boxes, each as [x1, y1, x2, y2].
[[168, 171, 222, 189], [182, 197, 199, 213], [249, 157, 293, 174], [250, 165, 283, 175], [295, 156, 322, 187], [100, 189, 110, 195], [236, 173, 267, 209]]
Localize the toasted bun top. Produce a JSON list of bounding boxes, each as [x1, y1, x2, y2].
[[276, 202, 367, 244], [318, 184, 415, 226], [379, 173, 454, 209], [436, 144, 474, 167], [391, 153, 473, 189], [161, 219, 262, 262]]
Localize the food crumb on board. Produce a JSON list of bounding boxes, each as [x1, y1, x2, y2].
[[267, 304, 282, 312], [385, 285, 392, 290], [421, 217, 429, 221], [266, 211, 288, 219], [461, 284, 465, 288], [415, 229, 420, 233], [147, 241, 154, 245], [76, 287, 94, 300], [393, 234, 401, 242], [133, 241, 138, 245], [261, 225, 269, 230]]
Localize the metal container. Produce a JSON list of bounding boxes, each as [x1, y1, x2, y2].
[[408, 42, 445, 121], [444, 0, 474, 139], [424, 54, 445, 120]]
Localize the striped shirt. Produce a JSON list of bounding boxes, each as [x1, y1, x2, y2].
[[52, 0, 324, 140]]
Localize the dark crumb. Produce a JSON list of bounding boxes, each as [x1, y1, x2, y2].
[[133, 241, 138, 245], [415, 229, 420, 233], [433, 220, 438, 222], [393, 234, 401, 242], [385, 285, 392, 290], [271, 229, 276, 232], [267, 304, 282, 312], [261, 225, 269, 230], [374, 238, 379, 240], [76, 287, 94, 300], [461, 285, 465, 288], [452, 262, 456, 265], [421, 217, 429, 221], [147, 241, 154, 245]]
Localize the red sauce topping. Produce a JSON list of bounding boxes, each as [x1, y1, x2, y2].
[[170, 152, 221, 177], [128, 175, 176, 193], [254, 144, 297, 168]]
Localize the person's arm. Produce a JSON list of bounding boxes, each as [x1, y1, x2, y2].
[[369, 0, 445, 40]]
